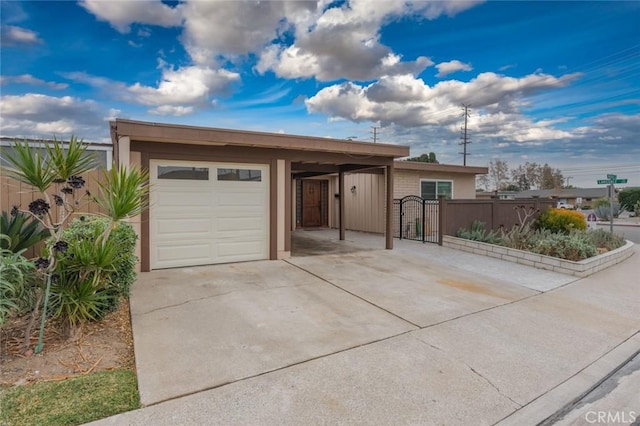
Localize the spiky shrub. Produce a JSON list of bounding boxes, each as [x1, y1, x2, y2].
[[530, 230, 597, 261], [0, 235, 37, 326], [586, 229, 626, 251], [594, 203, 620, 221], [457, 220, 502, 244], [0, 210, 49, 254], [537, 208, 587, 234], [500, 223, 536, 251]]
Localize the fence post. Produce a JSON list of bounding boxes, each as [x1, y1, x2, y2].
[[438, 195, 445, 246], [421, 198, 426, 243], [399, 199, 403, 240]]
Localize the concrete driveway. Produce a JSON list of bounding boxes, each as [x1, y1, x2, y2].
[[98, 231, 639, 425]]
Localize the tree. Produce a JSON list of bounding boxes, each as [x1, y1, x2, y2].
[[540, 163, 564, 189], [487, 159, 510, 191], [407, 152, 439, 163], [618, 187, 640, 211]]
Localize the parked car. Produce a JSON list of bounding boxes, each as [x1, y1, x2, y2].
[[557, 202, 574, 209]]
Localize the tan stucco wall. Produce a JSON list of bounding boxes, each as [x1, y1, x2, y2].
[[332, 169, 478, 234], [394, 169, 477, 199]]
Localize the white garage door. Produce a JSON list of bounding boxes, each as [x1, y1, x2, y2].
[[150, 160, 270, 269]]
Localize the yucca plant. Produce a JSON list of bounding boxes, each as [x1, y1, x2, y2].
[[0, 235, 37, 326], [3, 136, 148, 353], [0, 210, 49, 253]]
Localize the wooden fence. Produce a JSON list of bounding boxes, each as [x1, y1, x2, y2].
[[1, 170, 107, 258], [439, 197, 555, 240]]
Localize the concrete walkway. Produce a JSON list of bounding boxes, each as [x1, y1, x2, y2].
[[90, 232, 639, 425]]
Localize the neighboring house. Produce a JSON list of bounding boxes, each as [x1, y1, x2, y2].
[[0, 137, 113, 169], [296, 161, 487, 233], [111, 119, 408, 271], [515, 188, 609, 208]]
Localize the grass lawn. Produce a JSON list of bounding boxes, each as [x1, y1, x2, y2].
[[0, 369, 140, 426]]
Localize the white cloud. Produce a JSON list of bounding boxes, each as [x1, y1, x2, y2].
[[255, 0, 439, 81], [79, 0, 182, 33], [0, 25, 42, 45], [305, 71, 584, 152], [0, 74, 68, 89], [435, 60, 473, 77], [149, 105, 194, 116], [63, 66, 239, 116], [180, 1, 314, 63], [127, 65, 240, 109], [0, 94, 111, 140]]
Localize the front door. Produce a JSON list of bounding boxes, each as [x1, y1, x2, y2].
[[302, 180, 322, 227]]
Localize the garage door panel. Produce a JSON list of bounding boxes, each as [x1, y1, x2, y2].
[[156, 243, 212, 267], [216, 240, 266, 258], [150, 160, 269, 269], [155, 191, 213, 208], [155, 218, 212, 236]]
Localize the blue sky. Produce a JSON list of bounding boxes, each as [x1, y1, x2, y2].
[[1, 0, 638, 188]]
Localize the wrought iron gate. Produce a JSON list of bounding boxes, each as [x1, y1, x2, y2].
[[393, 195, 440, 243]]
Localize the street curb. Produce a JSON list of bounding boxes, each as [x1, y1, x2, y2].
[[596, 222, 640, 227], [495, 332, 640, 426]]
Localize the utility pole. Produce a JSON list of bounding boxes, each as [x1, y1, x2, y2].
[[459, 104, 471, 166], [371, 125, 380, 143]]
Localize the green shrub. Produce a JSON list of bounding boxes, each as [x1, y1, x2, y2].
[[618, 187, 640, 212], [51, 217, 138, 321], [587, 229, 626, 251], [537, 208, 586, 234], [634, 200, 640, 217], [457, 220, 501, 244], [0, 235, 37, 326], [530, 231, 597, 261], [0, 210, 49, 254]]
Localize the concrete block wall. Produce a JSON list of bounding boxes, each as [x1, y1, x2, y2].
[[443, 236, 635, 277]]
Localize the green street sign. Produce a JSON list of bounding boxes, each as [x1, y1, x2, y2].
[[615, 179, 628, 184], [597, 179, 611, 184], [607, 174, 617, 180]]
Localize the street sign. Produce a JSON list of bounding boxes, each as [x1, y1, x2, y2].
[[597, 177, 627, 185]]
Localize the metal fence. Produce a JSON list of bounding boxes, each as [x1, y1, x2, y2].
[[393, 195, 440, 243]]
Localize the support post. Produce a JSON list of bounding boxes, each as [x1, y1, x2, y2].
[[339, 170, 345, 241], [385, 164, 394, 249], [438, 195, 445, 246], [609, 184, 614, 233]]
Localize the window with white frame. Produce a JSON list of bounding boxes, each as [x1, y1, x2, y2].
[[420, 180, 453, 199]]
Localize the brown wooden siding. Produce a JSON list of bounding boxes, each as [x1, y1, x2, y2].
[[1, 170, 108, 258]]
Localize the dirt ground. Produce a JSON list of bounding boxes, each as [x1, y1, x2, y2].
[[0, 301, 134, 387]]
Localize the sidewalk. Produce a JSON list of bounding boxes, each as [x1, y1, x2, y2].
[[89, 243, 639, 425]]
